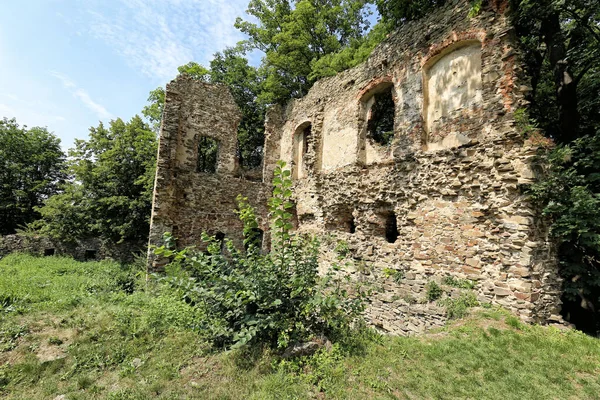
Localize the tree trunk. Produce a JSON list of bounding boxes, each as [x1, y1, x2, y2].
[[542, 12, 580, 143]]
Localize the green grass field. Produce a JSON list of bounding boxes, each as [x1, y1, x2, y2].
[[1, 253, 599, 399]]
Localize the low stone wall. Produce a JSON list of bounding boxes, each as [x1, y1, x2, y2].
[[0, 234, 144, 263]]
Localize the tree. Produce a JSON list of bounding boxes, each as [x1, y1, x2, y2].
[[36, 116, 157, 243], [142, 87, 165, 133], [235, 0, 372, 104], [511, 0, 600, 143], [0, 118, 65, 235], [511, 0, 600, 332], [374, 0, 447, 26]]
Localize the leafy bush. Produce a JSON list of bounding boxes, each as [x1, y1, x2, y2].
[[440, 292, 479, 319], [383, 268, 404, 284], [442, 276, 475, 290], [425, 281, 443, 302], [154, 161, 367, 350], [530, 132, 600, 333]]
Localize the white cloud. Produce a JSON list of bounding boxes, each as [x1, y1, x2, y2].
[[0, 95, 67, 127], [84, 0, 249, 81], [50, 71, 113, 120]]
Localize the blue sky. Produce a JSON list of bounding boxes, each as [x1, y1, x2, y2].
[[0, 0, 254, 150]]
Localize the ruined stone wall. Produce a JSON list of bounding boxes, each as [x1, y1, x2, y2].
[[148, 76, 271, 266], [0, 234, 143, 262], [264, 0, 562, 334], [150, 0, 562, 335]]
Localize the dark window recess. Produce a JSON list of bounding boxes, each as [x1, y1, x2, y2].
[[302, 125, 311, 156], [197, 136, 219, 173], [367, 89, 395, 146], [44, 248, 55, 256], [348, 216, 356, 234], [215, 232, 226, 252], [245, 227, 264, 251], [385, 212, 399, 243], [84, 249, 97, 260]]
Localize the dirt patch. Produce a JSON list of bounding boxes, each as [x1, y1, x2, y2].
[[35, 326, 76, 363]]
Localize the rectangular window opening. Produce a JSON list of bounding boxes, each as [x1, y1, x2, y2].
[[197, 136, 219, 173]]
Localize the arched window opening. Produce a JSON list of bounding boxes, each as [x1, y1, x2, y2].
[[423, 41, 483, 139], [197, 136, 219, 173], [293, 123, 312, 179], [384, 211, 399, 243], [367, 88, 395, 146]]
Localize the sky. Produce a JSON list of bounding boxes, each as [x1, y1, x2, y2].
[[0, 0, 256, 150]]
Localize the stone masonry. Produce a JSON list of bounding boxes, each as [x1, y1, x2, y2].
[[149, 0, 563, 334]]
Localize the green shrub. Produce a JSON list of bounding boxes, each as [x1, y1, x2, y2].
[[334, 240, 350, 258], [383, 268, 404, 284], [442, 276, 475, 290], [154, 161, 368, 350], [440, 292, 479, 319], [425, 281, 443, 302]]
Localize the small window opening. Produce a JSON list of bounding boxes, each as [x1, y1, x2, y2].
[[84, 249, 97, 260], [348, 216, 356, 234], [44, 248, 55, 256], [197, 136, 219, 173], [367, 88, 395, 146], [245, 227, 264, 251], [215, 232, 226, 252], [385, 212, 399, 243]]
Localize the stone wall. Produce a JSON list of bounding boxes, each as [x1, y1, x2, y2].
[[0, 234, 143, 263], [149, 0, 563, 334], [263, 0, 562, 333], [148, 76, 271, 267]]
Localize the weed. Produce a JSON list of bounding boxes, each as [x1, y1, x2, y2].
[[334, 239, 350, 258], [402, 294, 417, 305], [440, 292, 479, 319], [506, 315, 525, 330], [468, 0, 483, 17], [442, 276, 475, 289], [0, 323, 29, 352], [426, 281, 443, 302], [383, 268, 404, 284], [48, 336, 63, 346]]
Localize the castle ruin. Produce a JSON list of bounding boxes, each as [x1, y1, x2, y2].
[[148, 0, 563, 335]]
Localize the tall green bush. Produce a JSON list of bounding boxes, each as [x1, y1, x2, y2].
[[154, 161, 367, 350]]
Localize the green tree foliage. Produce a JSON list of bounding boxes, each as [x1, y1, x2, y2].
[[0, 118, 65, 235], [511, 0, 600, 331], [36, 116, 157, 243], [375, 0, 447, 26], [511, 0, 600, 143], [141, 87, 165, 133], [531, 132, 600, 331], [177, 61, 211, 81], [155, 161, 367, 350], [235, 0, 373, 104]]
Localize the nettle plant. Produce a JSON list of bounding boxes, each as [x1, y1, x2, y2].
[[154, 161, 367, 350]]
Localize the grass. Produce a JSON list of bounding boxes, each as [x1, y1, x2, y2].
[[1, 253, 600, 399]]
